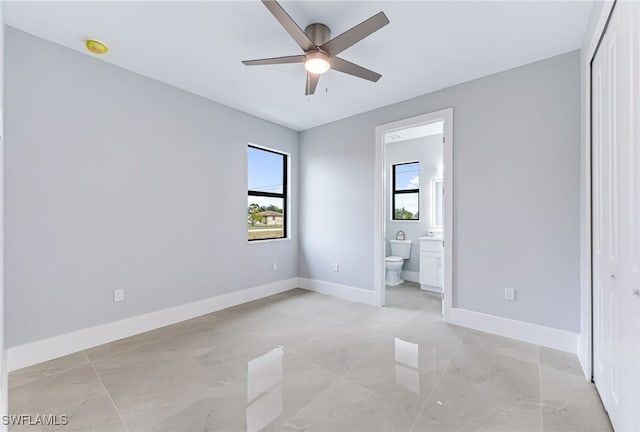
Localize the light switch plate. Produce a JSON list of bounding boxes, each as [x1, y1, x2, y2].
[[504, 288, 515, 301], [114, 289, 124, 303]]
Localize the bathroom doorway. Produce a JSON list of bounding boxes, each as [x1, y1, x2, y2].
[[373, 109, 453, 319]]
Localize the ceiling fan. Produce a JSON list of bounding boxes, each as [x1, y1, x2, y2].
[[242, 0, 390, 95]]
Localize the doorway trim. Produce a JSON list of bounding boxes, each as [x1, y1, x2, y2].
[[579, 0, 616, 381], [373, 108, 454, 320]]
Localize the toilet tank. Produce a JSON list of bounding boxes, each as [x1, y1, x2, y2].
[[389, 240, 412, 258]]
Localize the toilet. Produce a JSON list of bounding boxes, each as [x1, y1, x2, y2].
[[385, 240, 412, 286]]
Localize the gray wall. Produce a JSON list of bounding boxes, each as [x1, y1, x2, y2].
[[385, 135, 443, 273], [300, 50, 581, 332], [5, 28, 299, 347]]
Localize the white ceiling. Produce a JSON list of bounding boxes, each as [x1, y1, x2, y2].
[[4, 1, 592, 131], [386, 121, 443, 144]]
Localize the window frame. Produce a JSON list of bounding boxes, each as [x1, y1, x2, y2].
[[247, 144, 288, 242], [392, 161, 420, 221]]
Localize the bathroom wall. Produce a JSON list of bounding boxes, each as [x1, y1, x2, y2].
[[5, 28, 300, 347], [299, 50, 580, 332], [385, 134, 443, 277]]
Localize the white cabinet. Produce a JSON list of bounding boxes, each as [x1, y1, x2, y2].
[[420, 252, 442, 287], [420, 238, 443, 292]]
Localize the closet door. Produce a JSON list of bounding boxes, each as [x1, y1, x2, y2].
[[592, 3, 640, 430]]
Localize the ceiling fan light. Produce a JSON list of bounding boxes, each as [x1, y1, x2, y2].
[[305, 52, 331, 74], [85, 39, 109, 55]]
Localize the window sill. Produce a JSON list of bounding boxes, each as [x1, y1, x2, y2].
[[247, 237, 292, 245]]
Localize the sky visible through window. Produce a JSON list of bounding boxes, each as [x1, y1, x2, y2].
[[395, 163, 419, 190], [248, 147, 283, 207], [395, 163, 419, 216], [248, 146, 285, 240]]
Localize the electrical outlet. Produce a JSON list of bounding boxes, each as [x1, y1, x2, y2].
[[332, 263, 339, 272], [272, 262, 278, 271], [114, 289, 124, 303], [504, 288, 515, 301]]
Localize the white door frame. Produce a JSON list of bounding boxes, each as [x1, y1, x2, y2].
[[373, 108, 453, 321], [579, 0, 616, 381]]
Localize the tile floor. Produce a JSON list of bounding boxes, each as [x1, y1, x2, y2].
[[9, 283, 612, 431]]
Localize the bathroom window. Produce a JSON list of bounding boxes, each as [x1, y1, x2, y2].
[[247, 145, 287, 241], [392, 162, 419, 220]]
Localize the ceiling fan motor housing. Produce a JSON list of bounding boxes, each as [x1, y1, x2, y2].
[[305, 23, 331, 47]]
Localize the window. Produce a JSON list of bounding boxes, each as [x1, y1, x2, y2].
[[392, 162, 420, 220], [247, 145, 287, 241]]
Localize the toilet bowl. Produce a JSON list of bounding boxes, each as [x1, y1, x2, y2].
[[385, 256, 405, 286], [386, 240, 412, 286]]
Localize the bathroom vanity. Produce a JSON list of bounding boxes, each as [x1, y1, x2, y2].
[[419, 237, 444, 293]]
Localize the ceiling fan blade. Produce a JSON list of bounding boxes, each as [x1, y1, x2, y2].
[[320, 11, 389, 56], [305, 72, 320, 95], [242, 55, 305, 66], [331, 57, 382, 82], [261, 0, 316, 52]]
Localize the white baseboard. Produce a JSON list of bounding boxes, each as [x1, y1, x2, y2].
[[577, 335, 591, 381], [447, 307, 579, 354], [400, 271, 419, 283], [8, 278, 298, 372], [297, 278, 376, 305], [8, 277, 581, 371]]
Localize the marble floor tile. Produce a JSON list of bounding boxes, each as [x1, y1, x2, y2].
[[413, 345, 542, 432], [86, 331, 160, 363], [386, 283, 441, 313], [463, 329, 539, 365], [540, 366, 612, 432], [281, 377, 417, 432], [248, 289, 338, 317], [258, 309, 354, 348], [86, 312, 224, 362], [539, 346, 584, 377], [338, 301, 420, 327], [92, 332, 276, 414], [9, 282, 610, 432], [398, 314, 469, 349], [9, 351, 90, 390], [287, 327, 392, 375], [9, 364, 125, 432], [148, 348, 337, 432], [344, 338, 457, 415]]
